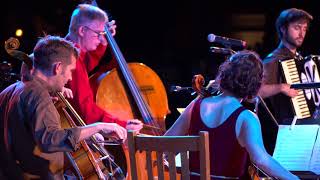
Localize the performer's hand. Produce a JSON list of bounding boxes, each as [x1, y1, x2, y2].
[[85, 133, 105, 145], [281, 83, 299, 97], [126, 119, 143, 132], [62, 87, 73, 99], [99, 123, 127, 142], [100, 20, 117, 46], [93, 133, 105, 142], [50, 87, 73, 103], [108, 20, 117, 36]]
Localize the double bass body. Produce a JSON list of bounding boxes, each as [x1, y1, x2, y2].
[[91, 19, 170, 179], [95, 62, 168, 132], [94, 62, 170, 179]]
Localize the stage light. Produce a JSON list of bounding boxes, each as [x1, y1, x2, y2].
[[15, 29, 23, 37]]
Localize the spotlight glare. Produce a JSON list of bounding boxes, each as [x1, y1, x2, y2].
[[15, 29, 23, 37]]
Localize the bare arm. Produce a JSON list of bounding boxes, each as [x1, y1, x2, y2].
[[260, 59, 298, 99], [34, 93, 126, 153], [258, 83, 298, 98], [237, 111, 299, 180], [78, 122, 127, 142], [164, 98, 197, 136]]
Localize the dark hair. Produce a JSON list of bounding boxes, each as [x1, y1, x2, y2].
[[276, 8, 313, 39], [33, 36, 79, 72], [216, 50, 263, 98]]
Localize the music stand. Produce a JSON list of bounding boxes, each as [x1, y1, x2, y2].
[[290, 82, 320, 89]]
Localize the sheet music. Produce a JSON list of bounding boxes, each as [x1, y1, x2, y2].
[[177, 108, 186, 114], [310, 129, 320, 174], [175, 153, 181, 167], [273, 125, 319, 172]]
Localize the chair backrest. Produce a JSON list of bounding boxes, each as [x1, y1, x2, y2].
[[127, 131, 210, 180]]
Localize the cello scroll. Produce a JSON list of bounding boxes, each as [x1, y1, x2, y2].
[[190, 74, 274, 180], [191, 74, 219, 98], [4, 37, 125, 179], [5, 37, 32, 69]]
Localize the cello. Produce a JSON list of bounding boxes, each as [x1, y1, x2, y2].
[[191, 74, 274, 180], [5, 37, 125, 179], [56, 92, 125, 179]]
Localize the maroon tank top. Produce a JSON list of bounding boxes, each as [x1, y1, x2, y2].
[[188, 98, 250, 179]]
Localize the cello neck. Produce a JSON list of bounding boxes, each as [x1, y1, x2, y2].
[[56, 92, 87, 126]]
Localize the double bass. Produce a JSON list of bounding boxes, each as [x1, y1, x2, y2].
[[82, 1, 170, 179], [5, 37, 125, 179]]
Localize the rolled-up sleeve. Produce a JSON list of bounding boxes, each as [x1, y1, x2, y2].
[[263, 59, 279, 84], [31, 91, 81, 153]]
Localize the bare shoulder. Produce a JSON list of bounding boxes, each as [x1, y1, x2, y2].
[[237, 109, 261, 128], [164, 97, 199, 136], [236, 109, 263, 146], [183, 98, 198, 114]]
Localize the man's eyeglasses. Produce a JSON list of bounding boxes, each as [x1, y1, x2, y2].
[[83, 26, 106, 38]]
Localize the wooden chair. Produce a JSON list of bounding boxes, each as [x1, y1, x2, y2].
[[127, 131, 210, 180]]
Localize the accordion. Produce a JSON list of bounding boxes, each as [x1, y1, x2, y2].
[[280, 55, 320, 119]]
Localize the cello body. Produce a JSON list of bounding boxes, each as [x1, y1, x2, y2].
[[192, 74, 274, 180], [94, 62, 170, 179], [4, 37, 125, 179], [56, 93, 126, 180], [55, 100, 105, 179]]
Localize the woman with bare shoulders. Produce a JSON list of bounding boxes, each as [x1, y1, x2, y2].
[[165, 50, 298, 180]]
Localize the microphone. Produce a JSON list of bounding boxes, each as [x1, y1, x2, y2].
[[207, 34, 247, 49], [170, 86, 193, 93], [209, 47, 236, 55]]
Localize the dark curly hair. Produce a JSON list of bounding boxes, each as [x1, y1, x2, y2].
[[216, 50, 263, 98]]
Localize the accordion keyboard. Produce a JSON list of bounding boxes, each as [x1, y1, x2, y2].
[[280, 59, 311, 119]]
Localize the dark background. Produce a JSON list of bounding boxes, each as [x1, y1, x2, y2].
[[1, 0, 320, 127]]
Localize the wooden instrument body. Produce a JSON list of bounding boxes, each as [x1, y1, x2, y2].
[[55, 100, 107, 179], [94, 62, 170, 179], [4, 37, 115, 179], [192, 74, 275, 180], [96, 62, 169, 132]]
